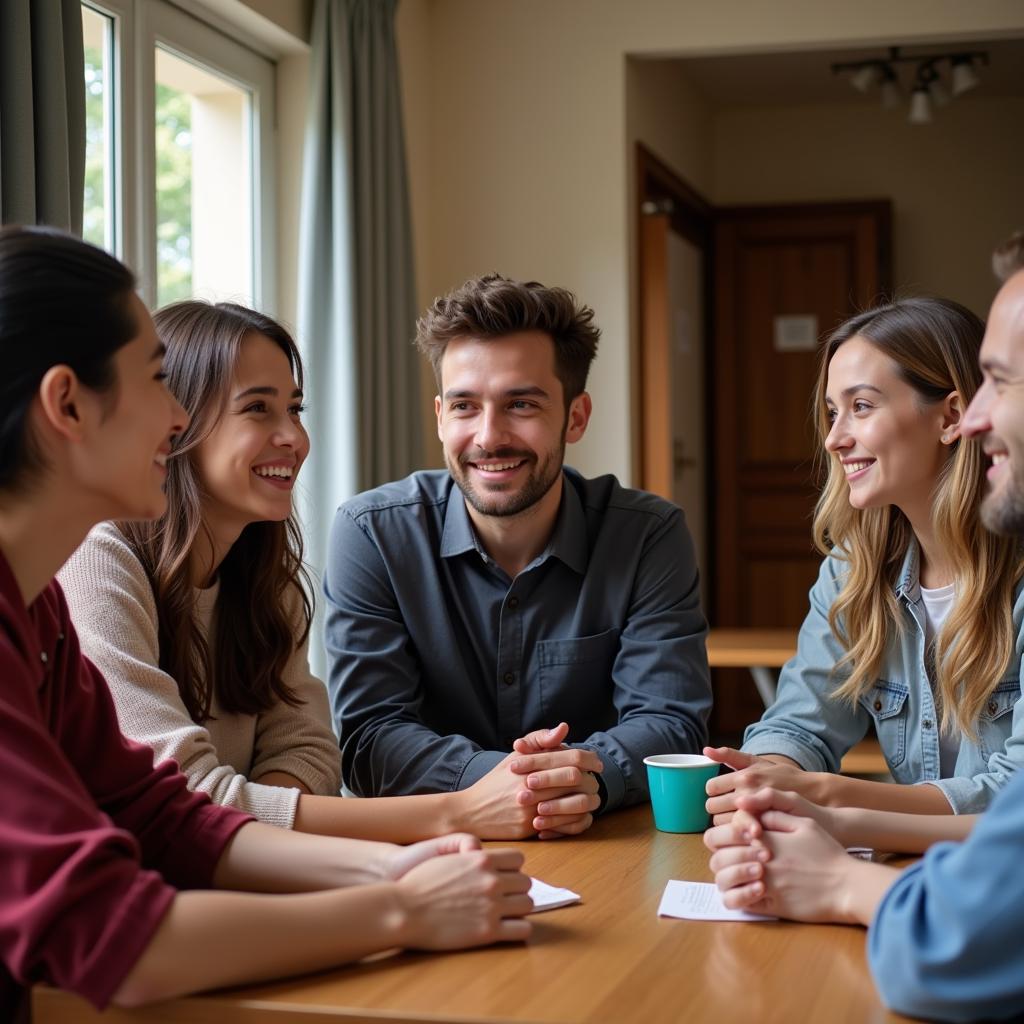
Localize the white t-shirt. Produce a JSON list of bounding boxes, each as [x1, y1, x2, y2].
[[920, 581, 960, 778]]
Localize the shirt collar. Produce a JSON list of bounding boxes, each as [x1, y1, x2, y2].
[[438, 470, 589, 575], [544, 472, 589, 575], [439, 485, 479, 559], [893, 537, 921, 600]]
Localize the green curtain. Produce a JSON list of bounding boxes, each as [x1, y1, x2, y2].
[[0, 0, 85, 231], [297, 0, 420, 631]]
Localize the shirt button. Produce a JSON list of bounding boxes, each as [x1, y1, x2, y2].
[[40, 651, 48, 664], [873, 699, 882, 712], [988, 701, 998, 715], [507, 596, 520, 610], [923, 719, 933, 729], [503, 672, 516, 686]]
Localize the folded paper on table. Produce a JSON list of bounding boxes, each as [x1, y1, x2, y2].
[[658, 880, 777, 922], [529, 877, 581, 912]]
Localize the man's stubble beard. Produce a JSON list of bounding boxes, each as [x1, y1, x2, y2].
[[981, 467, 1024, 537], [449, 439, 567, 519]]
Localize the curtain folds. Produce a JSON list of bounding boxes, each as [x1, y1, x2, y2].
[[0, 0, 85, 232], [297, 0, 420, 633]]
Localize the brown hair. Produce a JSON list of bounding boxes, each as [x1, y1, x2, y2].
[[812, 297, 1022, 736], [119, 301, 312, 723], [415, 273, 600, 405], [992, 230, 1024, 283]]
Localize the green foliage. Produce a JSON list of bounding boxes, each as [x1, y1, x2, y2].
[[82, 45, 195, 308], [155, 82, 193, 305], [83, 44, 107, 248]]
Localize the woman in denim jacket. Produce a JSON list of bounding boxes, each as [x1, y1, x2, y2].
[[705, 297, 1024, 821]]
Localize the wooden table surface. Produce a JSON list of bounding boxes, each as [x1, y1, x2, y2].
[[705, 628, 798, 669], [35, 805, 912, 1024]]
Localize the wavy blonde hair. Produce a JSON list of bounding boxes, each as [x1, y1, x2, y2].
[[812, 297, 1022, 737]]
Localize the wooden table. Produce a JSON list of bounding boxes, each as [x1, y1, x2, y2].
[[35, 806, 911, 1024], [706, 627, 797, 707]]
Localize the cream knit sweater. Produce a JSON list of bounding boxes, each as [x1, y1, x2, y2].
[[58, 521, 342, 827]]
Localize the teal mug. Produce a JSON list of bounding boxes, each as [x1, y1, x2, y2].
[[644, 754, 720, 833]]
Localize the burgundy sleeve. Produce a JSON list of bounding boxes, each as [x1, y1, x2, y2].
[[55, 638, 253, 886], [0, 594, 250, 1010]]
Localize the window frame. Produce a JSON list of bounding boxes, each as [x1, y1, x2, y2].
[[80, 0, 277, 312]]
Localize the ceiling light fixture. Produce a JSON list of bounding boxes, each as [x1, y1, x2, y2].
[[831, 45, 989, 124], [879, 67, 901, 109], [908, 85, 933, 125], [850, 63, 882, 93], [951, 55, 981, 96], [921, 63, 950, 107]]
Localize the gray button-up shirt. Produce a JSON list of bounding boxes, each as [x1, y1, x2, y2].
[[324, 468, 711, 811]]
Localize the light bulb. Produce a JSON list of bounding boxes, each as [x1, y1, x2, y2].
[[951, 57, 979, 97], [909, 86, 932, 125]]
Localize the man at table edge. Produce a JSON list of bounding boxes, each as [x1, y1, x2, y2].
[[323, 273, 711, 839]]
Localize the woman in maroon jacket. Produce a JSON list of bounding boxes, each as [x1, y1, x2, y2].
[[0, 227, 531, 1021]]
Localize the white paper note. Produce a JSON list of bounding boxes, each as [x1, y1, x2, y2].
[[528, 877, 581, 913], [658, 880, 777, 922]]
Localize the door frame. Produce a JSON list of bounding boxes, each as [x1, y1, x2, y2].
[[633, 143, 714, 589]]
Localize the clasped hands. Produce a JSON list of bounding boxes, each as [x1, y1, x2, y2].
[[702, 745, 834, 824], [701, 751, 870, 924], [459, 721, 603, 840]]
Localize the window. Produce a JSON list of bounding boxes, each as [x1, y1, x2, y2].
[[82, 4, 116, 251], [80, 0, 276, 311], [154, 47, 253, 305]]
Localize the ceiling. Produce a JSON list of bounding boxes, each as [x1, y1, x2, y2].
[[645, 38, 1024, 108]]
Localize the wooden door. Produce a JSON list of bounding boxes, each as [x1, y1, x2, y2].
[[711, 201, 891, 735]]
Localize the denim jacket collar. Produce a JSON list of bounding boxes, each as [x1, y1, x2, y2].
[[893, 538, 922, 604]]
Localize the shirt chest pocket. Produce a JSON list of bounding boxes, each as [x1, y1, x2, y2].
[[535, 628, 621, 734], [977, 678, 1021, 759], [858, 680, 910, 770]]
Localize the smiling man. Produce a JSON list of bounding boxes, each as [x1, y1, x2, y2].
[[968, 273, 1024, 535], [323, 274, 711, 839]]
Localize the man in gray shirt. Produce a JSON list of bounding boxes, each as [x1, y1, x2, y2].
[[324, 274, 711, 839]]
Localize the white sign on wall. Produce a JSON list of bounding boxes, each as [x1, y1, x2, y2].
[[773, 315, 819, 352]]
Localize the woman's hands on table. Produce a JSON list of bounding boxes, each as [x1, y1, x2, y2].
[[703, 786, 899, 927], [703, 746, 835, 824]]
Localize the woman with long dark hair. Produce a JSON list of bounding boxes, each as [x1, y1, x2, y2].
[[59, 299, 599, 841], [61, 301, 340, 828], [0, 227, 530, 1020]]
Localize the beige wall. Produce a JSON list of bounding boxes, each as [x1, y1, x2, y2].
[[235, 0, 311, 41], [712, 97, 1024, 318], [626, 58, 713, 199], [396, 0, 1024, 483]]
